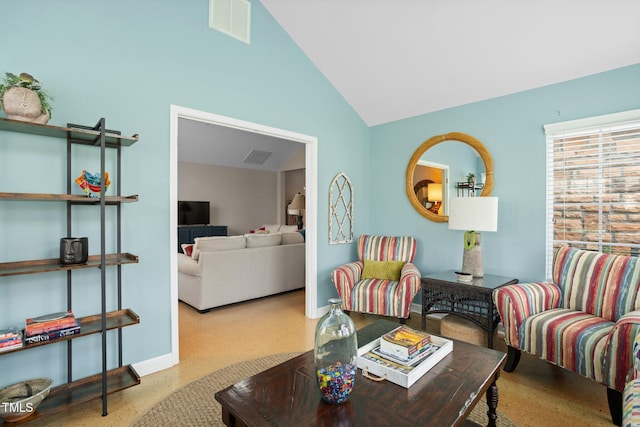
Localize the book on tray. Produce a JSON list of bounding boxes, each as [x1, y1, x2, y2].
[[357, 328, 453, 388], [0, 327, 23, 352], [380, 325, 432, 359], [362, 341, 442, 374]]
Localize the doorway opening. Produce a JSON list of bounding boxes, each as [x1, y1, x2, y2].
[[169, 105, 318, 364]]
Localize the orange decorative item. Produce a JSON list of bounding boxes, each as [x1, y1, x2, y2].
[[75, 170, 110, 198]]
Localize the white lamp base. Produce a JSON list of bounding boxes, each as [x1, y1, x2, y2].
[[462, 232, 484, 277]]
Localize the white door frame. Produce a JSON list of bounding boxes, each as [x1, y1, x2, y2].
[[169, 105, 319, 364]]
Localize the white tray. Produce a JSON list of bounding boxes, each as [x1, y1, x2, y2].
[[357, 334, 453, 388]]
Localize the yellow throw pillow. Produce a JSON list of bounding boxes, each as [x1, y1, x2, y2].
[[361, 260, 406, 281]]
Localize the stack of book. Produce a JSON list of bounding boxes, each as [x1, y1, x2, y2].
[[0, 327, 23, 352], [358, 324, 454, 388], [363, 325, 439, 373], [24, 310, 81, 345]]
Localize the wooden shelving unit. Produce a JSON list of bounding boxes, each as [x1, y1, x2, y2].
[[17, 366, 140, 424], [0, 117, 140, 421], [0, 253, 138, 277], [0, 192, 138, 203], [0, 309, 140, 355]]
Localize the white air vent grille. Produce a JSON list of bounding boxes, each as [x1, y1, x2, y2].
[[243, 149, 272, 165], [209, 0, 251, 44]]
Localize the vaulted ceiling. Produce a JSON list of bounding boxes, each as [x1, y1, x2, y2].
[[262, 0, 640, 126], [180, 1, 640, 169]]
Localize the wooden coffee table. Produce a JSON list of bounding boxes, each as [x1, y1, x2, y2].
[[215, 319, 506, 427]]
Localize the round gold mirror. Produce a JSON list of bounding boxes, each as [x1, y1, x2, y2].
[[406, 132, 494, 223]]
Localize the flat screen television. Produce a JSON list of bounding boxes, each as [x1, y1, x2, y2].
[[178, 201, 210, 225]]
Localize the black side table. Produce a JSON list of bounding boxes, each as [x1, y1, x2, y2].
[[421, 270, 518, 348]]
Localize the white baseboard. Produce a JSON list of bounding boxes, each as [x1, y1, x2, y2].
[[132, 352, 178, 377]]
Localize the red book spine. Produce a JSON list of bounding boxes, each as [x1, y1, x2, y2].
[[25, 311, 77, 336], [0, 338, 22, 348]]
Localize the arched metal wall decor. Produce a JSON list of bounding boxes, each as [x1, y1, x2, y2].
[[329, 172, 354, 244]]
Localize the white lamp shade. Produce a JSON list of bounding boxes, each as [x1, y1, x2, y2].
[[427, 183, 442, 202], [448, 197, 498, 232], [288, 193, 305, 214]]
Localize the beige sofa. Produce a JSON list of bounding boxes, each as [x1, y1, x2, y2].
[[178, 232, 305, 312]]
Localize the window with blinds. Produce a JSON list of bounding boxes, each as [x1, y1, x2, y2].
[[543, 109, 640, 278]]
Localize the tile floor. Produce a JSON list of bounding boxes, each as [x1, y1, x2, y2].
[[22, 290, 615, 426]]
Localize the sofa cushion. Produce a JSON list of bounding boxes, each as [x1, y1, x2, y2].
[[192, 235, 246, 260], [553, 247, 640, 321], [361, 259, 406, 281], [261, 224, 281, 234], [246, 233, 282, 248], [279, 225, 299, 233], [281, 232, 304, 245], [178, 253, 200, 276], [519, 308, 614, 380]]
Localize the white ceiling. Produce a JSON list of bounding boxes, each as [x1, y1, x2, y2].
[[178, 118, 304, 170], [262, 0, 640, 126], [180, 1, 640, 168]]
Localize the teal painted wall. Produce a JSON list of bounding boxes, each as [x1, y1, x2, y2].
[[0, 0, 369, 386], [370, 63, 640, 283], [1, 0, 638, 392]]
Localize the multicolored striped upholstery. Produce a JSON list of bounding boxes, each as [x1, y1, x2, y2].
[[623, 334, 640, 427], [331, 235, 421, 319], [494, 247, 640, 392]]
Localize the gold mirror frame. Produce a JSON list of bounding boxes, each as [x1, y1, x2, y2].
[[406, 132, 494, 223]]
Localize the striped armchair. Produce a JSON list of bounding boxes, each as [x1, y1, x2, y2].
[[331, 235, 421, 322], [623, 334, 640, 427], [494, 247, 640, 426]]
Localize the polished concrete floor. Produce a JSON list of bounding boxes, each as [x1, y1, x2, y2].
[[24, 290, 615, 426]]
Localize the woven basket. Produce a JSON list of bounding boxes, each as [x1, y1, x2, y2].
[[440, 314, 497, 347]]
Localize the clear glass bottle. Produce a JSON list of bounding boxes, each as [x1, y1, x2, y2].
[[314, 298, 358, 404]]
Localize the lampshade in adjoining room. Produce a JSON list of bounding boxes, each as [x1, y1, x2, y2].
[[288, 193, 305, 214], [427, 183, 442, 202], [448, 197, 498, 232]]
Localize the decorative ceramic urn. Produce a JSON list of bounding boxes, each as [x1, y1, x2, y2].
[[1, 86, 50, 124]]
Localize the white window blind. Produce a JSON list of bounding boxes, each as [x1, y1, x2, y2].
[[544, 109, 640, 279]]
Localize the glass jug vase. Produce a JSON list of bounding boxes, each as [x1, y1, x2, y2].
[[314, 298, 358, 404]]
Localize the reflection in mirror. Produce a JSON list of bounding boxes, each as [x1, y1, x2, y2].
[[413, 160, 450, 216], [406, 132, 494, 223]]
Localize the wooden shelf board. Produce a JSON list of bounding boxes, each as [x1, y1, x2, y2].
[[0, 117, 138, 147], [9, 365, 141, 424], [0, 309, 140, 355], [0, 253, 139, 277], [0, 192, 138, 203]]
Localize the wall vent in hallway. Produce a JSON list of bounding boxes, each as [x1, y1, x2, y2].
[[209, 0, 251, 44]]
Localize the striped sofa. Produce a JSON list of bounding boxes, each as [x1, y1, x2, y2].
[[624, 334, 640, 427], [331, 235, 421, 322], [494, 247, 640, 426]]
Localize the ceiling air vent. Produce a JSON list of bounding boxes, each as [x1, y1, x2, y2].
[[209, 0, 251, 44], [243, 149, 272, 165]]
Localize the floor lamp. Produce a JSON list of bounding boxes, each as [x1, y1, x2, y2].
[[448, 197, 498, 277]]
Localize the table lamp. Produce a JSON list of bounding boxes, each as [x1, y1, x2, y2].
[[448, 197, 498, 277], [427, 183, 442, 214], [288, 193, 306, 230]]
